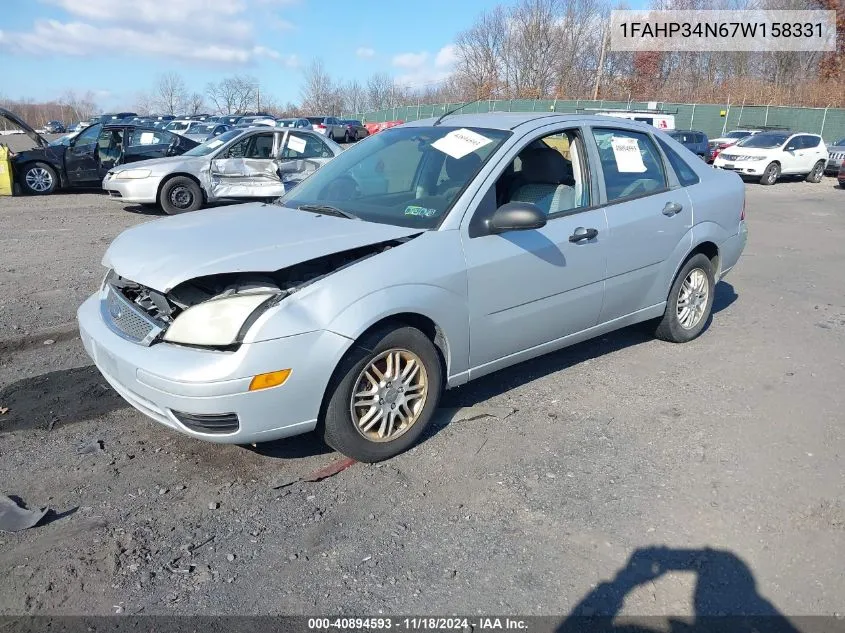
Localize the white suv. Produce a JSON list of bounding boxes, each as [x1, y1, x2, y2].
[[714, 131, 828, 185]]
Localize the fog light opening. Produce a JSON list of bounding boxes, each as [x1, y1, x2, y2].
[[249, 369, 291, 391]]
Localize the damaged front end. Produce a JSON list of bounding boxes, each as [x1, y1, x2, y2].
[[101, 237, 414, 350]]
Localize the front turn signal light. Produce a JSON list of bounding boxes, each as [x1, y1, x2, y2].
[[249, 369, 291, 391]]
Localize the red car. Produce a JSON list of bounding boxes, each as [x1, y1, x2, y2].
[[363, 120, 404, 136]]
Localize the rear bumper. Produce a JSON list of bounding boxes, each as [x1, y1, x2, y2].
[[719, 222, 748, 279]]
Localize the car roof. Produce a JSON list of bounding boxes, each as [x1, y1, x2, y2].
[[669, 129, 704, 134], [402, 112, 673, 132]]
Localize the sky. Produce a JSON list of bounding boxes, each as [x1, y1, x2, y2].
[[0, 0, 507, 110]]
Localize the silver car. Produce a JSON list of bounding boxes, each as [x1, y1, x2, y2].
[[102, 127, 342, 214], [79, 113, 747, 462], [826, 138, 845, 175]]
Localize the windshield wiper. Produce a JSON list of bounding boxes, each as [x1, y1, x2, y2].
[[297, 204, 359, 220]]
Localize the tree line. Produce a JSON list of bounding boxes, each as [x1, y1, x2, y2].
[[2, 0, 841, 128]]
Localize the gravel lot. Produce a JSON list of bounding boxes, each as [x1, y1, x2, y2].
[[0, 133, 844, 619]]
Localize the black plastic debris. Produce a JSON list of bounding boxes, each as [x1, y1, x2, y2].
[[0, 494, 50, 532]]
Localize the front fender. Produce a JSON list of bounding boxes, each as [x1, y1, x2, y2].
[[326, 284, 470, 385]]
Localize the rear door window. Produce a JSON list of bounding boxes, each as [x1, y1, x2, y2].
[[591, 128, 667, 202]]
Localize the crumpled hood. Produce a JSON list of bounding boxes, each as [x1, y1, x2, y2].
[[103, 203, 420, 292]]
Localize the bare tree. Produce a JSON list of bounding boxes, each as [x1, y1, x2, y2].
[[365, 72, 396, 111], [206, 75, 259, 114], [299, 60, 340, 114], [185, 93, 206, 115], [152, 72, 188, 115]]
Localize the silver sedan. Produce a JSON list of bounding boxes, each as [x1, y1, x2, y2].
[[79, 113, 747, 462], [102, 128, 343, 214]]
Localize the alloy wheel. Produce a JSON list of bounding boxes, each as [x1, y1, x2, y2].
[[25, 167, 53, 192], [676, 268, 709, 330], [350, 348, 429, 443]]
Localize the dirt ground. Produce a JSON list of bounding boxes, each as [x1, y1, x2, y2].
[[0, 147, 844, 618]]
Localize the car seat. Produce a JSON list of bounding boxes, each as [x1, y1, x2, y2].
[[507, 147, 576, 215]]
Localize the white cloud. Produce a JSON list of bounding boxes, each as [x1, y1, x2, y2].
[[392, 51, 429, 70], [0, 0, 299, 66], [356, 46, 375, 59], [392, 45, 457, 88], [434, 44, 458, 69]]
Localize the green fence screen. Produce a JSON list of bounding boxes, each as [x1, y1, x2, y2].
[[346, 100, 845, 141]]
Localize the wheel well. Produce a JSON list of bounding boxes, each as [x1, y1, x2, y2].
[[356, 313, 450, 380], [688, 241, 720, 277], [156, 172, 206, 203]]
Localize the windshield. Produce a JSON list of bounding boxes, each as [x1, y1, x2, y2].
[[669, 132, 695, 143], [191, 123, 218, 134], [182, 129, 243, 156], [279, 125, 510, 229], [726, 131, 752, 139], [737, 133, 789, 149], [165, 121, 193, 132]]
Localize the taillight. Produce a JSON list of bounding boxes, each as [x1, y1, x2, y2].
[[317, 123, 326, 129]]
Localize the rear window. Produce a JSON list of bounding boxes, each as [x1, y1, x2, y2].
[[306, 117, 325, 124]]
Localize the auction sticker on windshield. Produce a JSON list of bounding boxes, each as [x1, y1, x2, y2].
[[611, 136, 647, 172], [432, 128, 493, 159], [207, 139, 225, 149]]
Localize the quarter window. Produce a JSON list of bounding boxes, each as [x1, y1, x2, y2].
[[657, 138, 700, 186], [592, 128, 667, 202], [74, 123, 102, 145]]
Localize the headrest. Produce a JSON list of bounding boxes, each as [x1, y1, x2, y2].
[[444, 152, 482, 180], [519, 147, 570, 185]]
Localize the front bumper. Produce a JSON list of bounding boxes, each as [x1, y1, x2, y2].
[[825, 158, 843, 175], [102, 174, 161, 204], [77, 293, 353, 444], [713, 159, 767, 176]]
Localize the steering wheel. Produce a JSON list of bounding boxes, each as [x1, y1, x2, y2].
[[319, 174, 361, 200]]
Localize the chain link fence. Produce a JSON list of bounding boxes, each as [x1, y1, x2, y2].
[[346, 100, 845, 141]]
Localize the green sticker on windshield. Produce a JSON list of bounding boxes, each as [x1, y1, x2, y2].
[[404, 205, 438, 217]]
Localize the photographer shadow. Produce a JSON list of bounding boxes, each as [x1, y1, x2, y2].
[[557, 546, 802, 633]]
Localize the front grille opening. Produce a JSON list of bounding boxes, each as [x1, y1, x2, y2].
[[171, 410, 240, 435]]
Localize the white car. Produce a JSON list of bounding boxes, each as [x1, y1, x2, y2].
[[714, 131, 828, 185]]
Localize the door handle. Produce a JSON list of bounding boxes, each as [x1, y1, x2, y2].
[[569, 227, 598, 243], [663, 201, 683, 216]]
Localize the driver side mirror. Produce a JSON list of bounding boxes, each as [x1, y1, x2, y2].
[[489, 202, 547, 235]]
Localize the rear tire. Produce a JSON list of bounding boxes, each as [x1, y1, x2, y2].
[[760, 162, 780, 185], [343, 131, 350, 143], [159, 176, 202, 215], [654, 253, 715, 343], [21, 162, 58, 195], [805, 160, 825, 183], [320, 325, 443, 463]]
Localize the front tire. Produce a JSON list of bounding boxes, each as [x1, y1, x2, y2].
[[760, 162, 780, 185], [343, 131, 350, 143], [159, 176, 202, 215], [21, 162, 58, 195], [320, 325, 443, 462], [654, 254, 715, 343], [805, 160, 825, 183]]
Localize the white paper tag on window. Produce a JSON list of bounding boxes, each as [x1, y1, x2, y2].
[[287, 135, 307, 153], [207, 139, 224, 149], [611, 137, 647, 173], [139, 132, 155, 145], [431, 128, 492, 159]]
